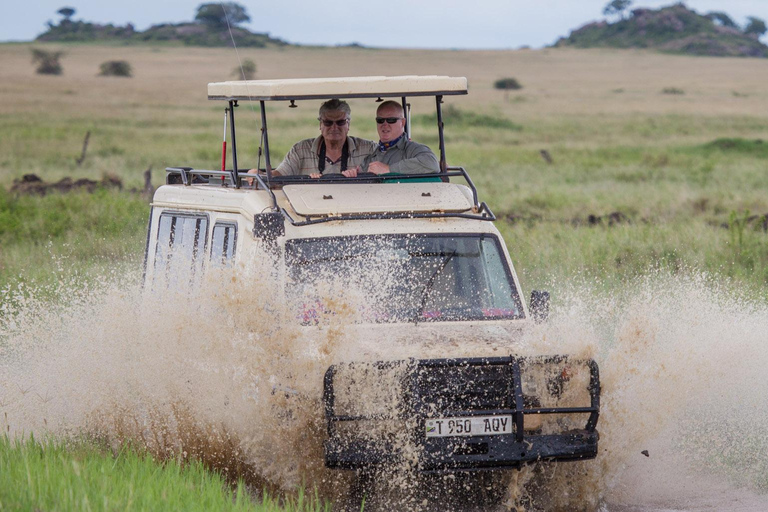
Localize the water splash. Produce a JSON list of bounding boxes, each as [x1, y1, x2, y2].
[[2, 267, 768, 510]]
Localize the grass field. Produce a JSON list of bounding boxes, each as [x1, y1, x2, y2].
[[1, 42, 768, 508], [1, 43, 767, 293]]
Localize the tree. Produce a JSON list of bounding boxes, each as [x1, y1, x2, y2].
[[603, 0, 633, 21], [195, 3, 250, 28], [57, 7, 75, 21], [706, 11, 737, 29], [493, 77, 522, 90], [744, 16, 767, 37], [31, 48, 64, 75], [233, 59, 257, 80]]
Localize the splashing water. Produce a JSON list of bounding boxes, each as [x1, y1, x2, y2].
[[2, 266, 768, 510]]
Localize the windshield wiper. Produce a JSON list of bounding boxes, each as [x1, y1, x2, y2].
[[413, 251, 455, 324]]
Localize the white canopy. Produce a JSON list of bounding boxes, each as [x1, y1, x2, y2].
[[208, 75, 468, 101]]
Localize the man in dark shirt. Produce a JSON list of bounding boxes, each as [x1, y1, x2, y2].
[[342, 101, 439, 177]]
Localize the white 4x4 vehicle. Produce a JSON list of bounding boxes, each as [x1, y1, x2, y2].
[[144, 76, 599, 475]]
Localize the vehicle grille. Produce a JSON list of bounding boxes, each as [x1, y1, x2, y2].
[[412, 361, 514, 414]]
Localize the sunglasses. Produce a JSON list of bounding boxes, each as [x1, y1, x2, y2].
[[320, 119, 349, 127], [376, 117, 403, 124]]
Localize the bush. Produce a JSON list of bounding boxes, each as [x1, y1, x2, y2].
[[99, 60, 132, 77], [31, 48, 64, 75], [494, 77, 522, 90], [661, 87, 685, 95], [233, 58, 256, 80]]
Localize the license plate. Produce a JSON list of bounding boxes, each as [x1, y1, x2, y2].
[[425, 415, 513, 438]]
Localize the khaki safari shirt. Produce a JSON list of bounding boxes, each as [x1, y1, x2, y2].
[[360, 137, 440, 175], [275, 136, 376, 176]]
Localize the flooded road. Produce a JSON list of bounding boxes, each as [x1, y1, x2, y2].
[[1, 269, 767, 510]]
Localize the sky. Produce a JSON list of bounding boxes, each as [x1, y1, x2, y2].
[[3, 1, 768, 49]]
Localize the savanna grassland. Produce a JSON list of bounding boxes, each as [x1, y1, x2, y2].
[[2, 43, 768, 294], [1, 43, 768, 510]]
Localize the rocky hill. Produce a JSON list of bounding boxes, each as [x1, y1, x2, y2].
[[556, 3, 768, 57], [36, 17, 287, 48]]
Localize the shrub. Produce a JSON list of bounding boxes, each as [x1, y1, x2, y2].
[[99, 60, 132, 77], [494, 77, 522, 90], [31, 48, 64, 75], [233, 58, 256, 80], [662, 87, 685, 95]]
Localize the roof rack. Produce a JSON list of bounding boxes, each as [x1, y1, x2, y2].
[[204, 76, 468, 182], [207, 76, 468, 101], [164, 166, 496, 225]]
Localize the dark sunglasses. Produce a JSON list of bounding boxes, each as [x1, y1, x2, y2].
[[320, 119, 348, 127], [376, 117, 403, 124]]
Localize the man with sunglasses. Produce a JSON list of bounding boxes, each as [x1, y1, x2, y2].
[[248, 99, 375, 178], [342, 100, 439, 178]]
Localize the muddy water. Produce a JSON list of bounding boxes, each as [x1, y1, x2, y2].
[[1, 268, 767, 510]]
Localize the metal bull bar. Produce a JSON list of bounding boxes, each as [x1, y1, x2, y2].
[[323, 355, 600, 471]]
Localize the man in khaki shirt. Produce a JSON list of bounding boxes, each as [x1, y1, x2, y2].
[[249, 99, 375, 179]]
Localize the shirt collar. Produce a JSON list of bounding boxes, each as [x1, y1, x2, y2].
[[378, 134, 404, 152], [313, 135, 357, 154]]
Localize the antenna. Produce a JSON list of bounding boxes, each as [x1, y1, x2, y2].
[[220, 1, 262, 190]]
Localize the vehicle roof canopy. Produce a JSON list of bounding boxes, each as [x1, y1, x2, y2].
[[208, 75, 468, 101]]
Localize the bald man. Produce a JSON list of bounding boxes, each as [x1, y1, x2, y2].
[[342, 100, 439, 177]]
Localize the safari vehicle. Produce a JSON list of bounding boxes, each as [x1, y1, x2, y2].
[[144, 76, 600, 475]]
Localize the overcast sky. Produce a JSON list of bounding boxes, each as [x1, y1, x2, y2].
[[3, 1, 767, 48]]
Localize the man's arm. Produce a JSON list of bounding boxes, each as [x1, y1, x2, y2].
[[387, 143, 440, 174]]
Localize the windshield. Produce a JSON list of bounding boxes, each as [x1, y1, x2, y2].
[[285, 234, 524, 324]]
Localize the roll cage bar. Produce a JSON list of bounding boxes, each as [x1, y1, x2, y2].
[[164, 166, 497, 225], [164, 77, 494, 225], [213, 92, 457, 187]]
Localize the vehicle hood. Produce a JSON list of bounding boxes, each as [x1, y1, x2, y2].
[[324, 321, 528, 364]]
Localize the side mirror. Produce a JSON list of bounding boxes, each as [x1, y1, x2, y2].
[[530, 290, 550, 323]]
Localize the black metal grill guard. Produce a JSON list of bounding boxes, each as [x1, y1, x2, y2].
[[323, 356, 600, 472]]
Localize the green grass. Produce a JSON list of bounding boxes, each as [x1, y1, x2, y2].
[[3, 113, 768, 296], [500, 218, 768, 298], [0, 436, 331, 512], [699, 137, 768, 158], [0, 188, 148, 290]]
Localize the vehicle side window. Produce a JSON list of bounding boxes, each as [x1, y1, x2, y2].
[[210, 222, 237, 267], [154, 213, 208, 278]]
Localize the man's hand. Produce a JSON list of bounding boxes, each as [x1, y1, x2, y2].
[[368, 162, 390, 175], [310, 173, 321, 179], [342, 166, 360, 178], [245, 168, 259, 185]]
